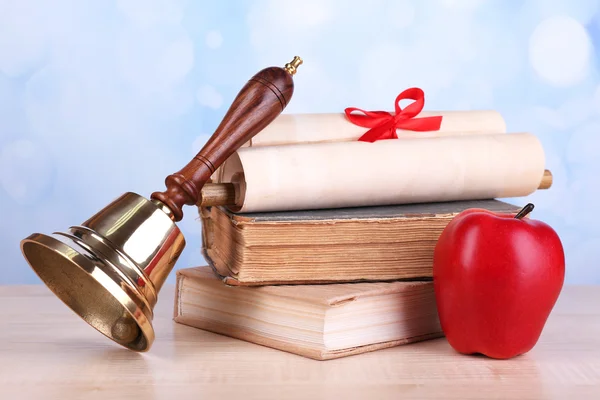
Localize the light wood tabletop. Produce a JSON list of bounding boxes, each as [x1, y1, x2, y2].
[[1, 284, 599, 399]]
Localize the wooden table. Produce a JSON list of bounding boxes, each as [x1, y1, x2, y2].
[[1, 285, 599, 399]]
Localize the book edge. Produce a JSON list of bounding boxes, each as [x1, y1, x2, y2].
[[173, 269, 444, 361], [174, 313, 444, 361], [200, 206, 240, 281], [174, 269, 184, 319], [198, 201, 521, 286], [213, 199, 519, 225]]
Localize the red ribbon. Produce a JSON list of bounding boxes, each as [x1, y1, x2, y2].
[[344, 88, 443, 142]]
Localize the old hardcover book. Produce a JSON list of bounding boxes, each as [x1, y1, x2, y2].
[[174, 266, 443, 361], [199, 199, 520, 286]]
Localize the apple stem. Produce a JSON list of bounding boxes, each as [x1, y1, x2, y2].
[[514, 203, 535, 219]]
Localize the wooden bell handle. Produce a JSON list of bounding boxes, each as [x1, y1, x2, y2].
[[198, 169, 555, 208], [151, 57, 302, 221]]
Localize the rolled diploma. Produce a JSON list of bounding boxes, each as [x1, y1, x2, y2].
[[212, 110, 507, 182], [245, 110, 507, 147], [220, 133, 545, 213]]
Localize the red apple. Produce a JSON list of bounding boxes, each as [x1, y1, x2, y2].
[[433, 203, 565, 359]]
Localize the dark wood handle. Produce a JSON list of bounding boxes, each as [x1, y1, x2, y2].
[[151, 58, 301, 221]]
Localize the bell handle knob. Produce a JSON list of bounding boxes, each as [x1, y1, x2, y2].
[[151, 57, 302, 221]]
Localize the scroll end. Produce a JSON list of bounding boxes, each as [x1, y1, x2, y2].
[[538, 169, 552, 190]]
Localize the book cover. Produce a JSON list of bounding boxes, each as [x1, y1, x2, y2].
[[199, 199, 521, 285], [174, 267, 443, 360]]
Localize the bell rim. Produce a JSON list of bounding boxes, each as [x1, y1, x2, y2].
[[20, 232, 156, 352]]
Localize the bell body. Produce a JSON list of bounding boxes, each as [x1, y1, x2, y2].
[[19, 57, 300, 352], [20, 192, 185, 351]]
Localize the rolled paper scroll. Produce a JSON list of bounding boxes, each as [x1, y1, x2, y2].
[[212, 109, 508, 182], [210, 89, 506, 181], [218, 133, 546, 213], [244, 109, 507, 147], [247, 88, 506, 146]]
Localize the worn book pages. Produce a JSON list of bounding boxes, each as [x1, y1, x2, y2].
[[218, 133, 545, 213], [174, 267, 443, 360], [199, 199, 521, 285], [212, 110, 507, 182]]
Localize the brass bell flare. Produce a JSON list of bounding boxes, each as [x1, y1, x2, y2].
[[21, 192, 185, 352]]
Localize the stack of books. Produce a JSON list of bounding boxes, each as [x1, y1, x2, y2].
[[172, 108, 542, 360], [173, 199, 520, 360]]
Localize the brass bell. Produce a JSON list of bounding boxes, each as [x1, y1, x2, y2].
[[20, 57, 302, 352]]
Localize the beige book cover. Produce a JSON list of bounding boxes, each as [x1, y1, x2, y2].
[[174, 267, 444, 361]]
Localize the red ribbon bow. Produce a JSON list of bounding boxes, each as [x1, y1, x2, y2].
[[344, 88, 443, 142]]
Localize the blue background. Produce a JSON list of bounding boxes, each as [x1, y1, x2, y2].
[[0, 0, 598, 284]]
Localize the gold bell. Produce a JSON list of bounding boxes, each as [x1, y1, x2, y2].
[[20, 57, 301, 351]]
